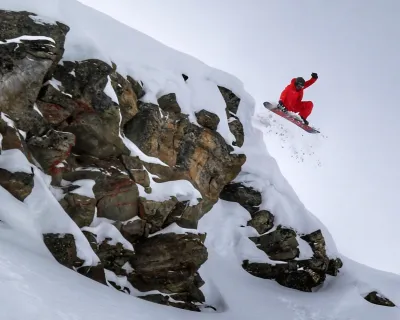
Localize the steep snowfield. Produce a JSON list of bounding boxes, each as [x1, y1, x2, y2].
[[0, 0, 399, 319]]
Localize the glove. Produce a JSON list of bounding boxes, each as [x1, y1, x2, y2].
[[278, 100, 288, 113], [311, 72, 318, 79]]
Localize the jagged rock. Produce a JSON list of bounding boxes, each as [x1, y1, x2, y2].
[[219, 182, 262, 214], [97, 241, 134, 276], [157, 93, 181, 114], [228, 116, 244, 147], [127, 75, 145, 100], [244, 227, 343, 291], [44, 232, 107, 284], [59, 192, 96, 228], [247, 210, 274, 234], [243, 259, 325, 292], [124, 103, 183, 169], [43, 233, 83, 269], [250, 226, 299, 261], [120, 218, 150, 243], [120, 154, 150, 188], [218, 87, 245, 147], [124, 103, 245, 202], [0, 168, 34, 201], [163, 200, 208, 229], [301, 229, 326, 258], [364, 291, 396, 307], [47, 60, 129, 158], [129, 233, 207, 299], [63, 155, 139, 221], [195, 110, 220, 130], [36, 83, 76, 125], [218, 86, 240, 115], [77, 263, 107, 285], [0, 10, 69, 135], [83, 230, 135, 277], [96, 180, 139, 221], [27, 129, 75, 183], [110, 70, 139, 126], [0, 116, 30, 158], [326, 258, 343, 276], [138, 197, 179, 233], [0, 11, 69, 71]]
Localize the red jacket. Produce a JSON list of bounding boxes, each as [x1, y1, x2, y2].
[[279, 77, 317, 109]]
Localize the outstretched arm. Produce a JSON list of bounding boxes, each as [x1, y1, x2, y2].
[[304, 72, 318, 89]]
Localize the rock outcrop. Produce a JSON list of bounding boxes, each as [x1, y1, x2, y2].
[[0, 11, 69, 136], [124, 101, 246, 202], [0, 9, 247, 312], [220, 181, 343, 292]]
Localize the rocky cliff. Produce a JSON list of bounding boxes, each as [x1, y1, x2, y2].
[[0, 9, 394, 312]]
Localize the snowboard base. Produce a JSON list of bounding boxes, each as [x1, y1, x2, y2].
[[263, 102, 320, 134]]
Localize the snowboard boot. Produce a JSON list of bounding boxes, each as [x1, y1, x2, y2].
[[301, 116, 309, 126]]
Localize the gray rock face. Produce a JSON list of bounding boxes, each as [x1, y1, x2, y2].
[[124, 103, 245, 202], [129, 233, 208, 303], [0, 10, 69, 135], [138, 197, 178, 233], [119, 218, 150, 243], [120, 155, 150, 188], [46, 60, 129, 159], [109, 69, 139, 127], [27, 129, 75, 181], [59, 192, 96, 228], [63, 155, 140, 221]]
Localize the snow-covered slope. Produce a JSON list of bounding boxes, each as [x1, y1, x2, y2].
[[0, 0, 399, 319]]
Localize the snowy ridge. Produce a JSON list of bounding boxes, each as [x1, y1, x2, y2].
[[0, 0, 399, 319]]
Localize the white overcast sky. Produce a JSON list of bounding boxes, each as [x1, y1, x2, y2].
[[79, 0, 400, 274]]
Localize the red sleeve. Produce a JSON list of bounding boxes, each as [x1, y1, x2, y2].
[[304, 77, 317, 89], [279, 85, 289, 103]]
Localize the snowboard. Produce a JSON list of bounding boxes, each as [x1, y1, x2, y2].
[[263, 102, 320, 134]]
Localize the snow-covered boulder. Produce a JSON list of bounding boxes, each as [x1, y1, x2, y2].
[[364, 291, 396, 307], [0, 167, 34, 201]]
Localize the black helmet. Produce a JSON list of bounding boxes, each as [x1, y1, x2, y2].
[[295, 77, 305, 87]]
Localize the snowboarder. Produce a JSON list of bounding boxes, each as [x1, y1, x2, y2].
[[277, 73, 318, 126]]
